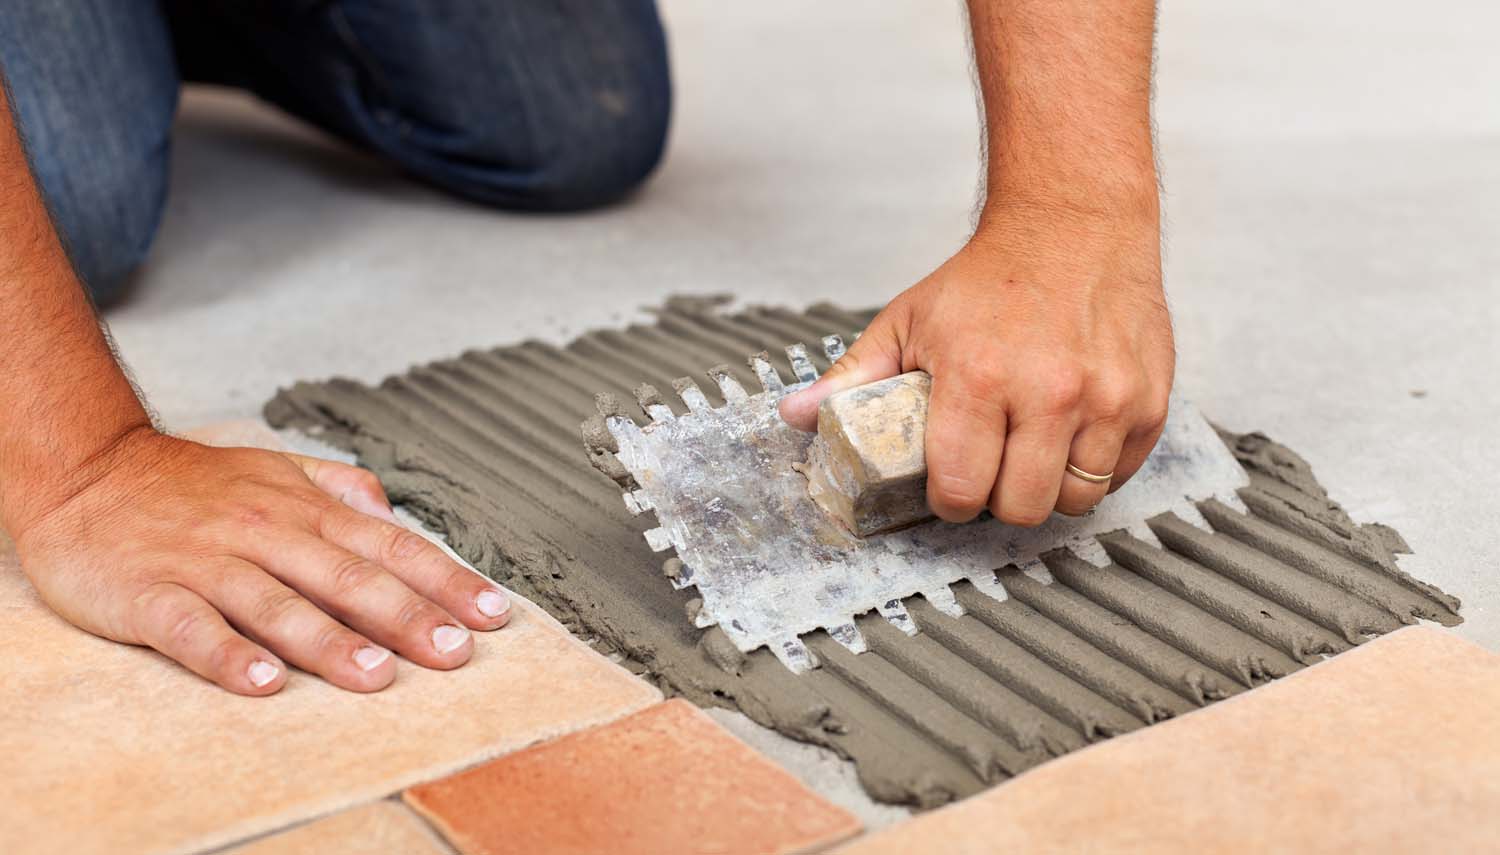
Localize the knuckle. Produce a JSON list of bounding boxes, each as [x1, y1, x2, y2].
[[1031, 363, 1086, 415], [825, 352, 859, 378], [205, 635, 242, 677], [951, 358, 1004, 396], [312, 622, 354, 658], [930, 473, 991, 517], [1140, 401, 1170, 433], [394, 595, 441, 631], [328, 554, 380, 600], [130, 584, 182, 634], [163, 604, 208, 650], [380, 527, 430, 565], [1089, 374, 1139, 421], [250, 588, 304, 628]]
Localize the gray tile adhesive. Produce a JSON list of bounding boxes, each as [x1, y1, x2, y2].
[[265, 296, 1462, 808]]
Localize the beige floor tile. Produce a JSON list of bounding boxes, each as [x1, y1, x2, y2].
[[181, 418, 288, 450], [0, 424, 661, 855], [222, 801, 451, 855], [838, 626, 1500, 854]]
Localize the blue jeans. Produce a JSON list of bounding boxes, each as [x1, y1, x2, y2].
[[0, 0, 671, 305]]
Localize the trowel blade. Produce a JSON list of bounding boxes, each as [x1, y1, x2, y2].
[[588, 337, 1249, 674]]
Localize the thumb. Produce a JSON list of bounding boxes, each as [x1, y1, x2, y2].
[[778, 306, 905, 431]]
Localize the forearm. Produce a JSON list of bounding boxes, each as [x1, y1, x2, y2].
[[965, 0, 1159, 225], [0, 77, 151, 536]]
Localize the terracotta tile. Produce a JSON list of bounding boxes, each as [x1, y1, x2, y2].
[[405, 699, 861, 855], [0, 422, 661, 855], [838, 626, 1500, 855], [223, 801, 451, 855]]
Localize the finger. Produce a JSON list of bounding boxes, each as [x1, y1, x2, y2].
[[990, 417, 1073, 527], [1055, 422, 1127, 516], [243, 529, 475, 670], [778, 306, 906, 431], [282, 453, 398, 523], [1107, 410, 1169, 494], [196, 560, 398, 692], [129, 581, 288, 696], [924, 371, 1007, 523], [317, 502, 511, 631]]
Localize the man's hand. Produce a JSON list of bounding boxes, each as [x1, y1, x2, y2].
[[9, 427, 511, 696], [0, 67, 507, 696], [780, 201, 1172, 525], [783, 0, 1169, 525]]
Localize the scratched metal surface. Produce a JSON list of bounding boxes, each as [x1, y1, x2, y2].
[[598, 335, 1252, 671]]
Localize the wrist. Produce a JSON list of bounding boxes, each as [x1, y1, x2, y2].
[[982, 156, 1160, 231], [0, 414, 156, 541]]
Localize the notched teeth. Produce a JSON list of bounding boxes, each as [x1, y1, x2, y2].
[[1126, 520, 1163, 549], [633, 382, 664, 408], [586, 448, 632, 486], [593, 391, 629, 420], [622, 489, 653, 515], [921, 587, 965, 618], [877, 599, 918, 636], [633, 383, 676, 422], [748, 351, 785, 394], [1020, 558, 1054, 584], [828, 622, 867, 654], [643, 527, 674, 552], [662, 557, 694, 588], [687, 597, 716, 629], [707, 364, 749, 403], [967, 571, 1009, 602], [771, 637, 819, 674], [1067, 537, 1112, 568], [578, 414, 618, 454], [1217, 491, 1251, 515], [1173, 501, 1214, 532], [786, 343, 819, 383], [672, 376, 713, 412], [822, 334, 847, 361]]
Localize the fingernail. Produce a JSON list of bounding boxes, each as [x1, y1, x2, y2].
[[432, 624, 470, 654], [476, 588, 510, 618], [247, 660, 279, 688], [354, 645, 391, 671]]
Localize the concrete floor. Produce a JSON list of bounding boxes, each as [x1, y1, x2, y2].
[[109, 0, 1499, 651], [96, 0, 1498, 823]]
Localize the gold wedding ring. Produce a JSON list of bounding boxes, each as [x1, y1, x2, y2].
[[1066, 463, 1114, 484]]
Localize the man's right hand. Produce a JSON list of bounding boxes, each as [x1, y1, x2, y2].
[[8, 427, 512, 696]]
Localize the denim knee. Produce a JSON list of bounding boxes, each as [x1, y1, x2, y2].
[[514, 75, 672, 211], [392, 51, 673, 213], [0, 0, 176, 306], [334, 1, 673, 213], [48, 155, 169, 307]]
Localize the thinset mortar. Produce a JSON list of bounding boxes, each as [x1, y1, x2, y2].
[[265, 298, 1462, 807]]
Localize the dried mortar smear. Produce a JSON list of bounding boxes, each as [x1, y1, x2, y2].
[[266, 298, 1461, 807]]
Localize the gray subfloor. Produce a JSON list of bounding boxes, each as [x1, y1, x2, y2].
[[100, 0, 1497, 817], [108, 0, 1499, 651]]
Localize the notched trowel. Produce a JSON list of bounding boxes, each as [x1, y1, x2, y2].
[[582, 334, 1250, 674]]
